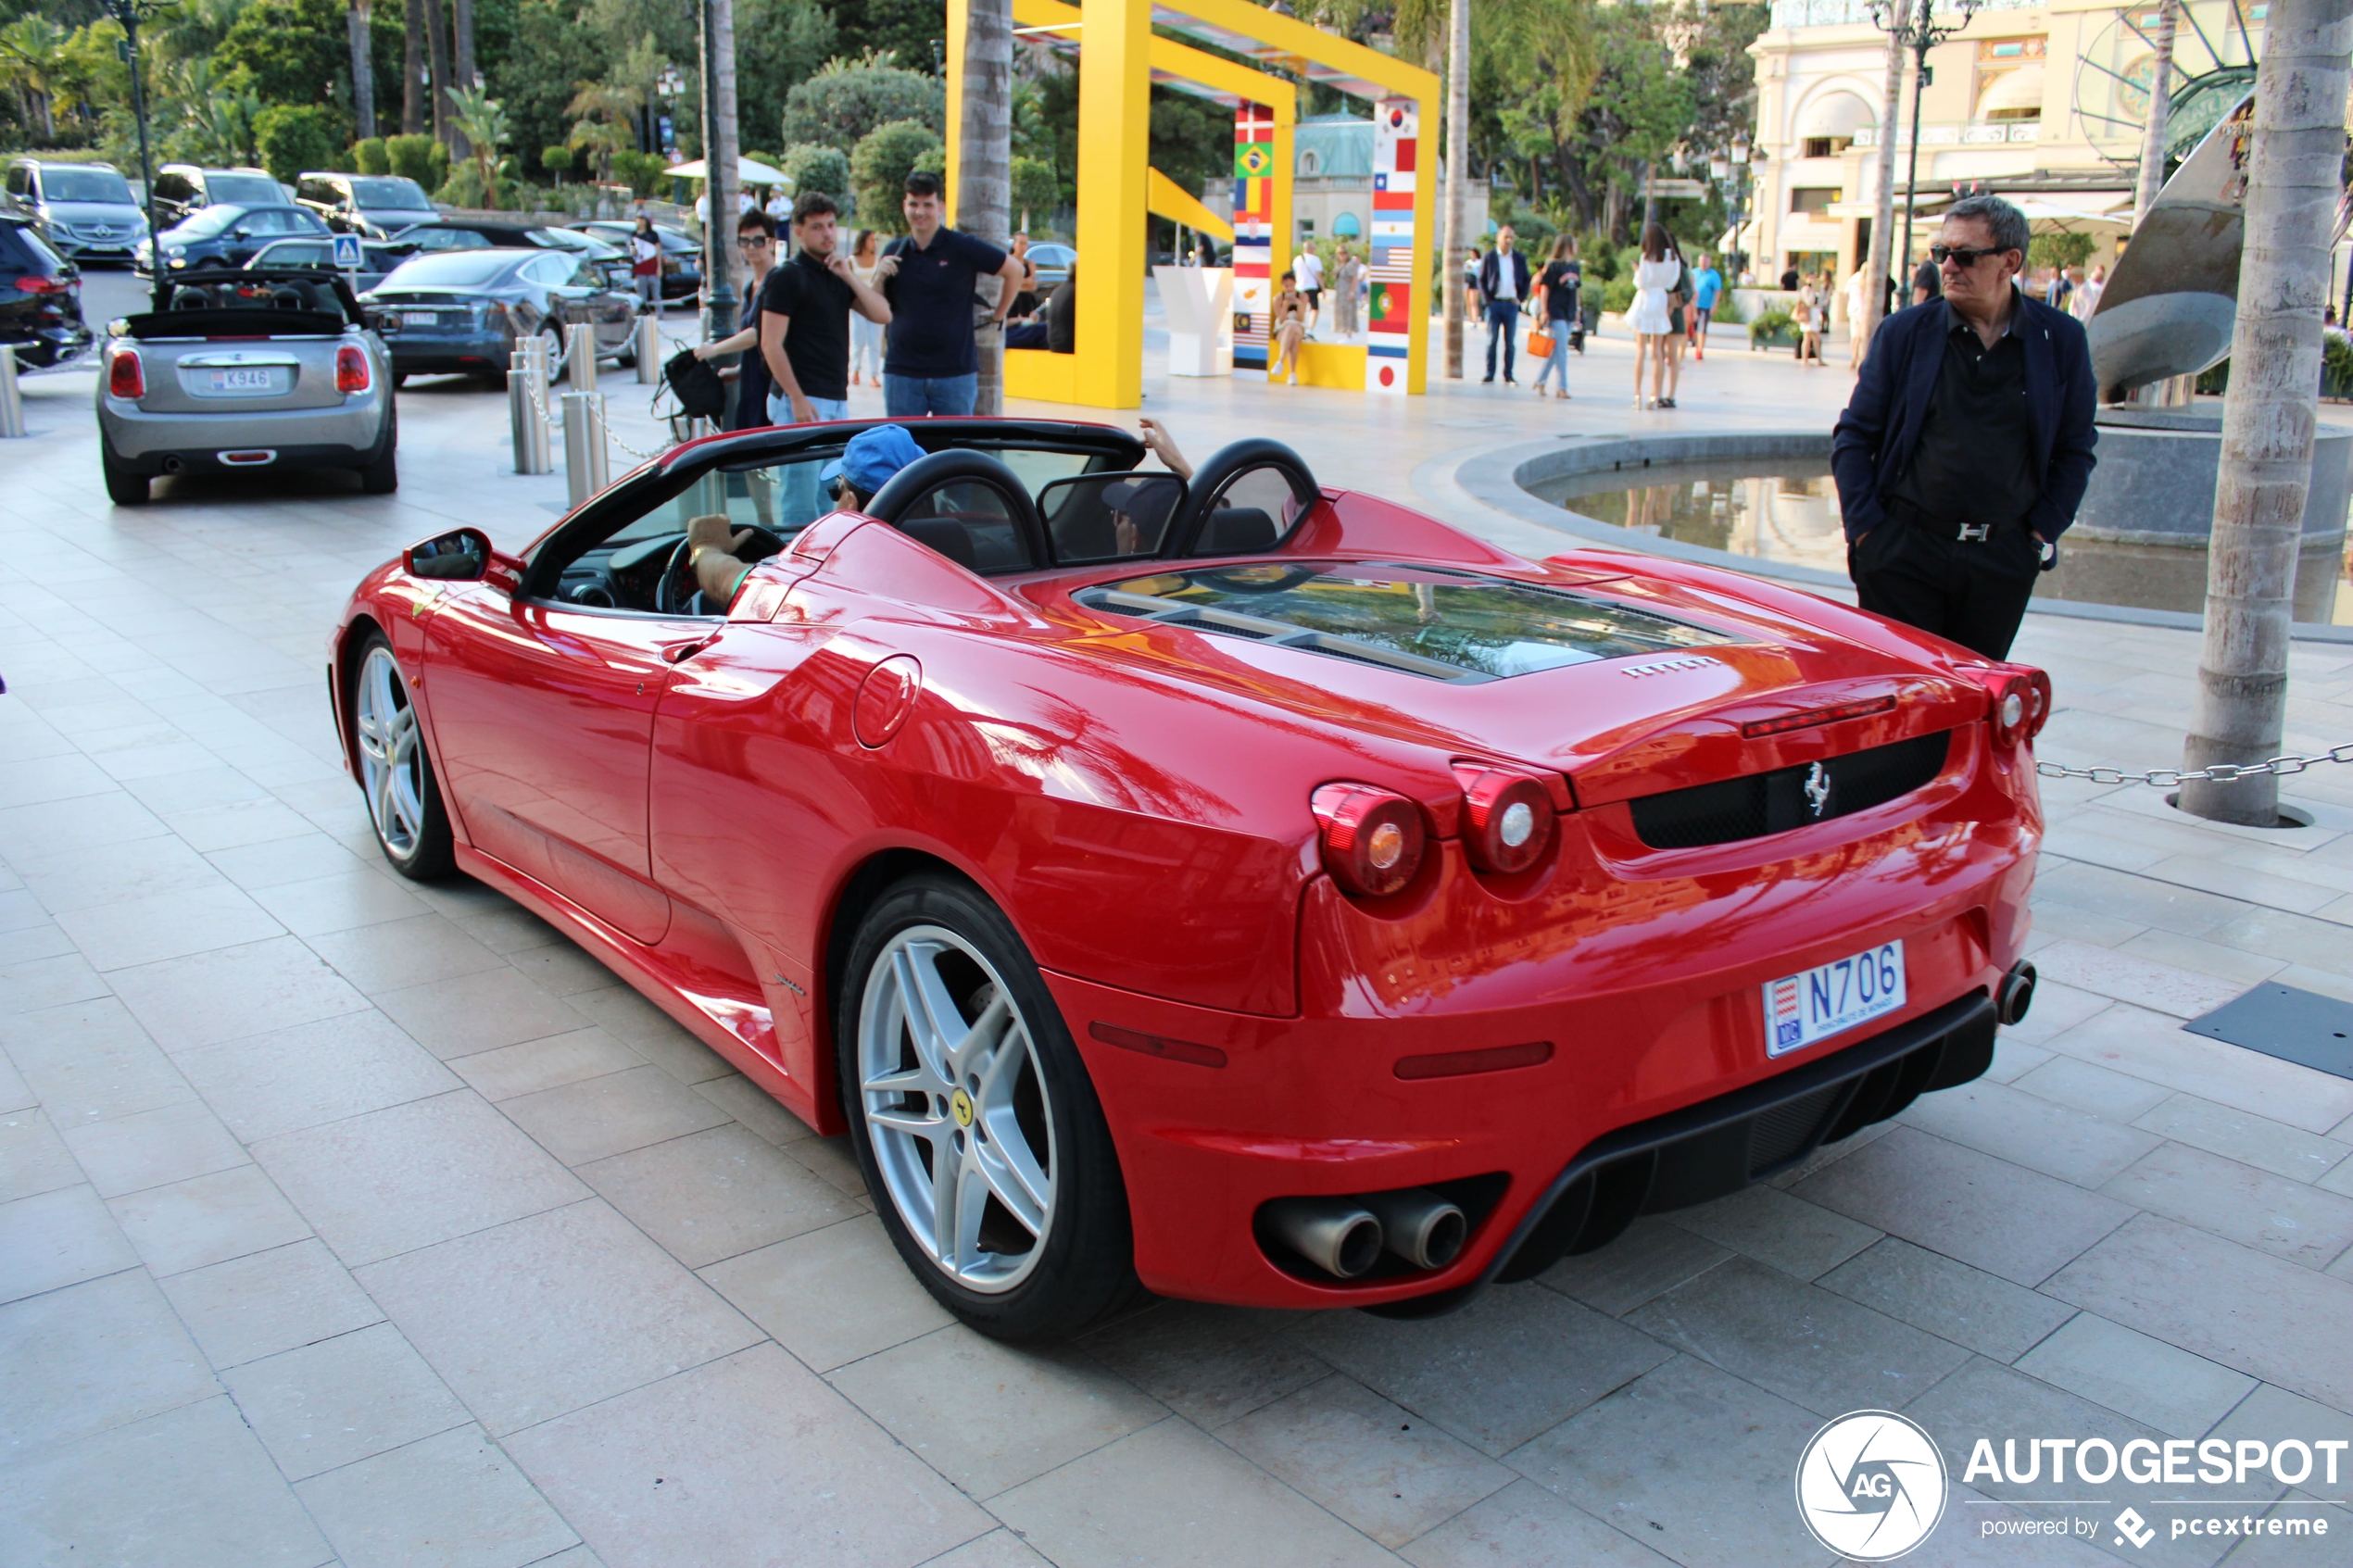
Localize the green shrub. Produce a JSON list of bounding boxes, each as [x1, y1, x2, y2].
[[253, 105, 341, 186], [1749, 307, 1796, 345], [540, 144, 578, 182], [1603, 275, 1636, 315], [2028, 231, 2096, 271], [849, 119, 942, 233], [609, 149, 670, 197], [783, 60, 945, 151], [2325, 334, 2353, 398], [352, 137, 390, 175], [1010, 156, 1056, 228], [384, 133, 439, 189], [782, 143, 850, 204]]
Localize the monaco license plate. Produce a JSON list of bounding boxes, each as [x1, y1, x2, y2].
[[208, 368, 275, 394], [1764, 940, 1906, 1057], [400, 310, 440, 327]]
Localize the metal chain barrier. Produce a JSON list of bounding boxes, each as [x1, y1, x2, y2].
[[2035, 743, 2353, 787]]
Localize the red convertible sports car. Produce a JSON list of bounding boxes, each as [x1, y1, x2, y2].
[[329, 418, 2046, 1340]]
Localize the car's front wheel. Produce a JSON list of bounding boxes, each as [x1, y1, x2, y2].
[[841, 873, 1139, 1341], [349, 633, 454, 879]]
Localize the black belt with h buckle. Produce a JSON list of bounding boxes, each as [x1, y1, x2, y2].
[[1894, 500, 2007, 544]]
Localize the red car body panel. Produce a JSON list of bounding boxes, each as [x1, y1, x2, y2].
[[328, 427, 2042, 1310]]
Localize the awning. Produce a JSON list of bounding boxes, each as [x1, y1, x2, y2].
[[1332, 211, 1361, 237], [1975, 64, 2045, 119], [1797, 91, 1877, 140], [663, 157, 791, 188]]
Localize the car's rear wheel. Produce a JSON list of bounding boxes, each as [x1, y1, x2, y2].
[[358, 407, 398, 494], [841, 874, 1139, 1341], [101, 445, 147, 506], [350, 633, 454, 879]]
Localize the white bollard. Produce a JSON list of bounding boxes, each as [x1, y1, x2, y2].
[[0, 345, 25, 438], [635, 312, 660, 384], [561, 392, 609, 507], [565, 321, 598, 392]]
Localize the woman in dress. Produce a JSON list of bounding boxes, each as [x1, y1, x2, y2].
[[1270, 271, 1310, 384], [1627, 223, 1680, 408], [848, 228, 884, 387], [1531, 234, 1579, 399], [1795, 272, 1825, 367]]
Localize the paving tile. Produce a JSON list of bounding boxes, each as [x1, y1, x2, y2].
[[57, 1094, 248, 1198], [1, 995, 196, 1123], [507, 1343, 990, 1568], [1986, 978, 2111, 1047], [2117, 927, 2291, 989], [165, 797, 321, 852], [446, 1027, 642, 1102], [0, 790, 169, 859], [1664, 1185, 1881, 1281], [107, 1162, 313, 1276], [112, 935, 372, 1052], [828, 1323, 1168, 1498], [356, 1198, 761, 1436], [2128, 1094, 2353, 1185], [498, 1063, 731, 1167], [2030, 940, 2247, 1018], [1931, 1482, 2120, 1566], [248, 870, 434, 938], [253, 1090, 588, 1268], [1396, 1478, 1675, 1567], [2032, 862, 2246, 939], [0, 1107, 79, 1202], [1537, 1218, 1731, 1317], [177, 1010, 462, 1141], [2038, 1003, 2353, 1135], [1896, 1079, 2163, 1187], [918, 1530, 1055, 1567], [2207, 1381, 2353, 1456], [157, 1238, 385, 1371], [224, 1322, 473, 1481], [2045, 1212, 2353, 1414], [372, 966, 593, 1060], [558, 986, 736, 1084], [0, 1395, 333, 1568], [2214, 1496, 2353, 1567], [1221, 1374, 1515, 1549], [988, 1415, 1397, 1568], [1793, 1127, 2134, 1286], [576, 1123, 862, 1268], [449, 903, 569, 956], [2009, 1053, 2178, 1122], [505, 943, 623, 997], [693, 1071, 818, 1146], [0, 1269, 218, 1449], [2145, 854, 2345, 916], [0, 948, 108, 1014], [699, 1214, 957, 1374], [295, 1424, 579, 1568], [2012, 1311, 2257, 1439], [1505, 1355, 1830, 1568], [1080, 1298, 1332, 1430], [206, 833, 377, 892], [1980, 1036, 2053, 1083], [54, 880, 287, 972], [307, 913, 510, 995], [1816, 1237, 2076, 1362], [1291, 1281, 1675, 1458], [2100, 1142, 2353, 1269], [0, 1182, 140, 1302], [786, 1132, 871, 1198]]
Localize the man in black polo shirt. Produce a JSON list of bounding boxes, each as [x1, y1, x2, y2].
[[759, 191, 891, 425], [1831, 194, 2097, 660], [873, 169, 1028, 416]]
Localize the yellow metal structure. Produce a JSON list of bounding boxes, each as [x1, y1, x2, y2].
[[1147, 168, 1234, 244]]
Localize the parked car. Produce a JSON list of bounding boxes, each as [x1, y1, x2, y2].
[[4, 158, 146, 262], [136, 203, 333, 277], [96, 266, 396, 504], [324, 418, 2045, 1340], [384, 220, 633, 289], [1026, 241, 1076, 299], [361, 247, 641, 384], [151, 165, 289, 228], [566, 219, 701, 301], [246, 236, 400, 293], [0, 208, 92, 369], [296, 172, 438, 238]]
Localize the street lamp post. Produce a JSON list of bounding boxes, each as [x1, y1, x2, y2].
[[97, 0, 173, 314], [1869, 0, 1982, 297], [1709, 132, 1755, 281]]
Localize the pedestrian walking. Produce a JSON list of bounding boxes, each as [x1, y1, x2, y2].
[[1462, 246, 1484, 322], [1843, 262, 1872, 367], [1910, 254, 1942, 307], [1689, 253, 1723, 358], [690, 208, 784, 431], [1292, 243, 1324, 331], [1795, 274, 1826, 366], [2069, 264, 2103, 322], [873, 169, 1027, 417], [1628, 224, 1680, 408], [1831, 194, 2098, 661], [848, 228, 884, 386], [759, 192, 891, 426], [1479, 226, 1531, 384], [1661, 244, 1692, 406], [629, 215, 662, 310], [1531, 235, 1579, 399]]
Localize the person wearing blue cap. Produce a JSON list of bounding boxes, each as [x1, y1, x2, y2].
[[686, 424, 930, 607]]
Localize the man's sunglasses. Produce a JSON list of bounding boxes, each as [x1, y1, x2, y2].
[[736, 235, 774, 248], [1930, 244, 2010, 268]]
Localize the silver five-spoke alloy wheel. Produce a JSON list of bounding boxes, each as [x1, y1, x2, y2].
[[355, 644, 428, 857], [859, 926, 1057, 1293]]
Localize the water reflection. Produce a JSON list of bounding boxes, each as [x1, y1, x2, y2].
[[1529, 459, 2353, 624]]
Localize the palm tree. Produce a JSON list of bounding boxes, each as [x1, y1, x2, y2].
[[1862, 27, 1903, 347], [447, 83, 509, 208], [0, 17, 67, 140], [567, 78, 640, 184], [402, 0, 423, 134], [2177, 0, 2353, 824], [959, 0, 1013, 414], [2132, 0, 2180, 227], [347, 0, 375, 142]]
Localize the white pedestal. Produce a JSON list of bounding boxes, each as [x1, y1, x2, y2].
[[1154, 266, 1234, 377]]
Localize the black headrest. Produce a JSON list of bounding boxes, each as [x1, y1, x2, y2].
[[170, 288, 211, 309], [865, 447, 1045, 573], [898, 517, 978, 571], [1204, 506, 1277, 554]]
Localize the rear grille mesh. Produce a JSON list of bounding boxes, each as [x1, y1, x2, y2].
[[1628, 730, 1953, 849]]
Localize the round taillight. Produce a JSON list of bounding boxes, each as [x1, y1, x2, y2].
[[1454, 764, 1557, 873], [2025, 669, 2054, 739], [1984, 673, 2032, 748], [1310, 783, 1426, 897], [107, 346, 144, 400]]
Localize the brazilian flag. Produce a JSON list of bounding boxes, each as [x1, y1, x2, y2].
[[1236, 141, 1273, 179]]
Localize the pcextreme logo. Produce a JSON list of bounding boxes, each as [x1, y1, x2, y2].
[[1794, 1411, 1947, 1561]]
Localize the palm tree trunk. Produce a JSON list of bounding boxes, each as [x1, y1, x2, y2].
[[1441, 0, 1469, 379], [959, 0, 1013, 415], [423, 0, 453, 151], [698, 0, 743, 342], [448, 0, 474, 157], [2132, 0, 2180, 228], [402, 0, 422, 134], [1863, 27, 1902, 343], [348, 0, 375, 142], [2178, 0, 2353, 824]]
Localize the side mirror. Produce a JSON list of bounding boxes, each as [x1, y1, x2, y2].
[[405, 527, 494, 580]]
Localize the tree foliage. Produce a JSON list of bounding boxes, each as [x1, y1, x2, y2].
[[254, 102, 340, 182], [849, 116, 938, 231], [216, 0, 346, 109], [782, 139, 850, 201], [783, 54, 943, 151]]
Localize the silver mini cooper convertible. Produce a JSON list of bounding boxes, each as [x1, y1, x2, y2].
[[95, 267, 396, 505]]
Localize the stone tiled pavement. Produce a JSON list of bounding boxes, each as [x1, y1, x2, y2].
[[4, 296, 2353, 1567]]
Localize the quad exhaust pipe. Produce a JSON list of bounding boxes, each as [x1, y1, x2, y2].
[[1263, 1188, 1468, 1279]]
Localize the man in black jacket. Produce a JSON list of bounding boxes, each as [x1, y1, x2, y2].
[[1478, 226, 1532, 384], [1830, 194, 2097, 660]]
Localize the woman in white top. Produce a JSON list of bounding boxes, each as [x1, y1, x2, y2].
[[1626, 222, 1680, 408], [848, 228, 884, 387]]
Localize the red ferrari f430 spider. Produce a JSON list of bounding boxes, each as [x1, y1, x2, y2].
[[330, 419, 2046, 1339]]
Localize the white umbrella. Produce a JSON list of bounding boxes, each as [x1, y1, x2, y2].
[[664, 157, 792, 189], [2010, 197, 2132, 231]]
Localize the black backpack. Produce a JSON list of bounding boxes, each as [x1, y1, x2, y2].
[[663, 347, 726, 421]]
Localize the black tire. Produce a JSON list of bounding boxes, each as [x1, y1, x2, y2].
[[839, 873, 1139, 1341], [101, 445, 148, 506], [358, 407, 398, 494], [347, 630, 455, 879]]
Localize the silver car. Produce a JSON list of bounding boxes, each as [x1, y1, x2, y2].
[[95, 267, 396, 506]]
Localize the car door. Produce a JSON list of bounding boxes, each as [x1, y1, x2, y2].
[[521, 253, 579, 334], [577, 261, 633, 350]]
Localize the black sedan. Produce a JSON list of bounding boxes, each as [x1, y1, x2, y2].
[[137, 203, 332, 278], [384, 220, 632, 289], [0, 211, 91, 369], [360, 248, 641, 385], [567, 220, 701, 302]]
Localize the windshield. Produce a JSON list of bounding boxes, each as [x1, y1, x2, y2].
[[381, 250, 520, 288], [1083, 563, 1737, 680], [41, 167, 134, 204], [350, 177, 434, 211], [173, 204, 243, 236], [205, 174, 283, 207]]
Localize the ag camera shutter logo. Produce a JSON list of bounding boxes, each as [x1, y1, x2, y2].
[[1795, 1410, 1948, 1560]]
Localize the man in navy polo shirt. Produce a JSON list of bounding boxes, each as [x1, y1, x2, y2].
[[874, 169, 1028, 416]]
